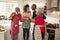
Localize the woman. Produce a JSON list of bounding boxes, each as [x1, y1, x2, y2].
[[34, 8, 45, 40], [30, 8, 45, 40], [9, 7, 22, 40], [22, 4, 31, 40]]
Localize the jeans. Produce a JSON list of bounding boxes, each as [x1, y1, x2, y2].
[[11, 34, 18, 40], [23, 28, 29, 40]]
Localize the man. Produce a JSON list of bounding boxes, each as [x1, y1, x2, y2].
[[31, 4, 46, 40], [31, 4, 37, 40], [31, 4, 37, 19], [9, 7, 22, 40]]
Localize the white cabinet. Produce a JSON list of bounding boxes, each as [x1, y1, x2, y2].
[[0, 31, 6, 40]]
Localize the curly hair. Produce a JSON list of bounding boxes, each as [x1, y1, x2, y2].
[[23, 4, 29, 12]]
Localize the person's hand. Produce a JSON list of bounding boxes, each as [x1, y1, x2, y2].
[[24, 16, 28, 18], [9, 13, 15, 20], [12, 13, 15, 17], [15, 24, 18, 27]]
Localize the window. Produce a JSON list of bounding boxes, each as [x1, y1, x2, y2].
[[0, 2, 18, 18]]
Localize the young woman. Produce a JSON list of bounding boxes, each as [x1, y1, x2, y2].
[[22, 4, 31, 40]]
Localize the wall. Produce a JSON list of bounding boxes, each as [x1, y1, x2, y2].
[[45, 16, 59, 24], [18, 0, 46, 13], [0, 0, 46, 15], [0, 0, 59, 24], [46, 11, 60, 24]]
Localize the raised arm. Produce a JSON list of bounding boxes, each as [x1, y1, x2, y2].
[[9, 13, 15, 20]]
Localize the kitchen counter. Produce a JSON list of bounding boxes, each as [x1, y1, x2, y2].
[[0, 28, 6, 40], [47, 27, 56, 30]]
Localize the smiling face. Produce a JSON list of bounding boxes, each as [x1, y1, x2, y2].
[[31, 4, 36, 10], [15, 7, 20, 13]]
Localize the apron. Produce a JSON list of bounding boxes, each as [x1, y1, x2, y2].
[[34, 26, 42, 40]]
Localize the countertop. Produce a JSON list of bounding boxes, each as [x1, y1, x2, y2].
[[47, 27, 60, 31]]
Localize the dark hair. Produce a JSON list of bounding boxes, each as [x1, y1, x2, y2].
[[23, 4, 29, 12], [32, 4, 36, 9]]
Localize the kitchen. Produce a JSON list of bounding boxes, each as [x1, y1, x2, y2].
[[0, 0, 60, 40]]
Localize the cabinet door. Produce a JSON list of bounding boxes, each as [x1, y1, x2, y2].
[[0, 32, 4, 40], [51, 0, 57, 7], [47, 0, 58, 8]]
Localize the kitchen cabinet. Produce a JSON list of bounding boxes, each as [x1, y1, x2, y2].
[[47, 0, 58, 9], [51, 0, 57, 7], [0, 32, 5, 40], [0, 30, 6, 40]]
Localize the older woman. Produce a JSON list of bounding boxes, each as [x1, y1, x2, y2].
[[34, 8, 45, 40], [30, 8, 45, 40], [22, 4, 31, 40]]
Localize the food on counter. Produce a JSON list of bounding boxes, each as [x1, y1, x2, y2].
[[0, 28, 5, 32], [0, 26, 5, 32]]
